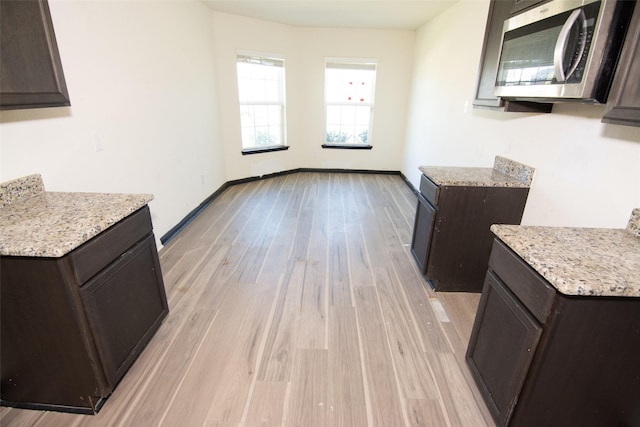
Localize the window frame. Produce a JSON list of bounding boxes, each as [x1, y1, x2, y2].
[[323, 58, 377, 149], [236, 51, 288, 154]]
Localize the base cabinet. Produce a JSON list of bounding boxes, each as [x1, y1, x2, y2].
[[411, 175, 529, 292], [0, 206, 168, 414], [467, 239, 640, 426]]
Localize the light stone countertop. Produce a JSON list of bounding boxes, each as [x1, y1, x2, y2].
[[0, 174, 153, 258], [419, 156, 534, 188], [491, 212, 640, 297]]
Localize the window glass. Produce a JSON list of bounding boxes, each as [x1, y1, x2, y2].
[[237, 54, 286, 149], [325, 61, 376, 145]]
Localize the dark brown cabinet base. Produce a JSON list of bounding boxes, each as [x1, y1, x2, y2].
[[467, 240, 640, 426], [0, 206, 168, 414], [411, 175, 530, 292]]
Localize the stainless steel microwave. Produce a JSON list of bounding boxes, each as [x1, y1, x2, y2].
[[493, 0, 635, 103]]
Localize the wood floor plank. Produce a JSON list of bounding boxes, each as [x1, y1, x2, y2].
[[374, 267, 440, 400], [345, 220, 374, 287], [437, 292, 481, 344], [297, 174, 328, 349], [357, 219, 389, 269], [297, 260, 327, 349], [118, 306, 222, 426], [426, 352, 490, 427], [383, 174, 418, 228], [257, 260, 305, 382], [405, 399, 449, 427], [353, 286, 405, 427], [325, 175, 354, 305], [285, 349, 329, 427], [0, 408, 44, 426], [327, 305, 368, 427], [433, 302, 494, 426], [342, 177, 374, 288], [288, 174, 318, 262], [201, 288, 278, 424], [169, 178, 259, 252], [362, 177, 408, 255], [160, 281, 270, 426], [243, 381, 288, 427], [256, 174, 304, 286], [389, 250, 452, 354], [32, 413, 85, 427], [327, 224, 352, 306], [374, 175, 414, 240]]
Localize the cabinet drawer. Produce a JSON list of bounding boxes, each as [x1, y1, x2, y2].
[[419, 174, 440, 206], [488, 239, 555, 324], [68, 206, 152, 285]]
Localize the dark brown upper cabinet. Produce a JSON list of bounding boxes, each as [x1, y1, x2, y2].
[[473, 0, 552, 113], [509, 0, 548, 16], [602, 2, 640, 127], [0, 0, 70, 110]]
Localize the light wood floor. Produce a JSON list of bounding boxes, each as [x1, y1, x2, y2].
[[1, 172, 493, 427]]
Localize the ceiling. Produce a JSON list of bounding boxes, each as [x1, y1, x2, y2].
[[203, 1, 458, 30]]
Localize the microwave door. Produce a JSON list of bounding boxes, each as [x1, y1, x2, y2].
[[492, 0, 614, 102], [554, 8, 588, 82]]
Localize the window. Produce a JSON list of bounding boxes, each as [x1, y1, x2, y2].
[[237, 53, 286, 151], [324, 60, 377, 147]]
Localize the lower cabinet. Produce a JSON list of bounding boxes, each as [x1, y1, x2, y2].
[[467, 239, 640, 426], [411, 175, 530, 292], [0, 206, 168, 414]]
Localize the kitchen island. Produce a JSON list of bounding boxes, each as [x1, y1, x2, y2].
[[0, 174, 169, 414], [466, 209, 640, 426]]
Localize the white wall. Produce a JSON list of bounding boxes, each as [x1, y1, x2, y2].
[[212, 12, 415, 180], [0, 0, 226, 243], [402, 0, 640, 229]]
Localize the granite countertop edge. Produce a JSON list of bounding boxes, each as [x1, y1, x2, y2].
[[490, 223, 640, 298], [418, 156, 535, 188], [0, 191, 154, 258]]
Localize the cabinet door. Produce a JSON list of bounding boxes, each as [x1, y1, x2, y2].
[[466, 271, 543, 426], [411, 194, 436, 274], [602, 3, 640, 127], [80, 235, 168, 388], [474, 0, 509, 109], [510, 0, 548, 16], [0, 0, 70, 110]]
